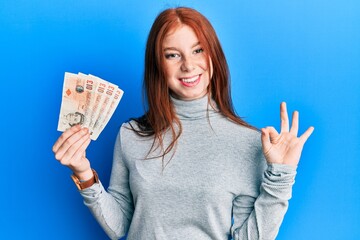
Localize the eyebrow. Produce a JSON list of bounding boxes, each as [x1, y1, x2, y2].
[[163, 42, 201, 51]]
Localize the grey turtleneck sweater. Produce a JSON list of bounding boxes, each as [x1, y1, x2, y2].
[[80, 96, 297, 240]]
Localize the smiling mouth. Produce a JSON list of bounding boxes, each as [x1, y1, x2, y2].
[[180, 75, 200, 83], [179, 74, 202, 87]]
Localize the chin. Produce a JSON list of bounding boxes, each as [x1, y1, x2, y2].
[[182, 92, 208, 101]]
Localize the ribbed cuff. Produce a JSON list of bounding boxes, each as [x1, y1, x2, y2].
[[79, 180, 104, 205], [262, 163, 297, 200]]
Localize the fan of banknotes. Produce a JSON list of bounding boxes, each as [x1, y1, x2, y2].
[[57, 72, 124, 140]]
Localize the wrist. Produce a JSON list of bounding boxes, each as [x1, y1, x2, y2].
[[73, 168, 94, 181], [71, 169, 99, 190]]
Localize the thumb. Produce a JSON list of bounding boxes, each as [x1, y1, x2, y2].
[[261, 128, 272, 152]]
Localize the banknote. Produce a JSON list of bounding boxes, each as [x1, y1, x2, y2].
[[91, 87, 124, 140], [87, 75, 108, 134], [57, 72, 88, 131], [78, 72, 98, 129], [57, 72, 123, 140], [92, 81, 118, 136]]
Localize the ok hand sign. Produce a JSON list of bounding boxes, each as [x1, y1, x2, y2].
[[261, 102, 314, 167]]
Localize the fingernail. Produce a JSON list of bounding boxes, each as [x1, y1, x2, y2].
[[82, 128, 88, 133]]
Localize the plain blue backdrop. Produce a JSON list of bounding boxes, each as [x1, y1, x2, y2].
[[1, 0, 359, 239]]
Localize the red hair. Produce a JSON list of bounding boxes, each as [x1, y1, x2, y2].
[[130, 7, 255, 164]]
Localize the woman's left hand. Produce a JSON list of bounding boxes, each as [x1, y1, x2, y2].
[[261, 102, 314, 167]]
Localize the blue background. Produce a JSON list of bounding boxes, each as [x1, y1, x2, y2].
[[1, 0, 359, 239]]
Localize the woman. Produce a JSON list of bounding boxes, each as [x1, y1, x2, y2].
[[52, 7, 314, 240]]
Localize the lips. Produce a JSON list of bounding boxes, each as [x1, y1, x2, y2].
[[179, 74, 201, 87]]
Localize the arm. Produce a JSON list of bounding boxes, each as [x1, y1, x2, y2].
[[232, 162, 296, 239], [79, 129, 134, 239], [52, 125, 133, 240], [232, 102, 313, 239]]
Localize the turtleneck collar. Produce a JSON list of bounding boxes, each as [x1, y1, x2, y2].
[[170, 94, 219, 120]]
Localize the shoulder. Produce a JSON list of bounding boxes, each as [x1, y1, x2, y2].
[[119, 118, 155, 143], [115, 120, 154, 160], [121, 119, 138, 132], [233, 125, 263, 159], [215, 118, 265, 165], [212, 120, 267, 188], [119, 119, 144, 140], [217, 118, 262, 147]]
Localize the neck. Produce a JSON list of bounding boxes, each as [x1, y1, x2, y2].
[[170, 94, 218, 120]]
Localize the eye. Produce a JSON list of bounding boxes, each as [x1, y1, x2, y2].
[[193, 48, 204, 54], [165, 53, 181, 59]]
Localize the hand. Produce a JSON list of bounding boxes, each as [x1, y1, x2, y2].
[[52, 125, 93, 180], [261, 102, 314, 167]]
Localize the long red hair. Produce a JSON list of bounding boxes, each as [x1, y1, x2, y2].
[[130, 7, 255, 164]]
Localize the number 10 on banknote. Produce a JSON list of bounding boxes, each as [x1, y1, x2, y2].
[[57, 72, 124, 140]]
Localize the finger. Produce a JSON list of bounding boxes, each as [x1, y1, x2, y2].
[[289, 111, 299, 136], [267, 126, 280, 143], [280, 102, 290, 133], [261, 128, 272, 151], [54, 128, 89, 161], [299, 126, 315, 144], [70, 138, 91, 168], [261, 126, 279, 147], [59, 132, 90, 166], [52, 125, 82, 153]]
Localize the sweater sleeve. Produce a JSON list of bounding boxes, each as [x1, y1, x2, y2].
[[231, 159, 297, 240], [79, 129, 134, 240]]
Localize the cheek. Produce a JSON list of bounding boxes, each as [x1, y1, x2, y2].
[[164, 65, 178, 88], [201, 58, 212, 80], [163, 63, 176, 78], [198, 56, 211, 72]]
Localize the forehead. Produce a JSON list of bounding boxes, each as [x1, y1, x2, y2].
[[163, 24, 199, 47]]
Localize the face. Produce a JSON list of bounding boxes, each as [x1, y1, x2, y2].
[[66, 112, 84, 126], [162, 25, 212, 101]]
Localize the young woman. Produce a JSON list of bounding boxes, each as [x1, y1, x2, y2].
[[52, 7, 314, 240]]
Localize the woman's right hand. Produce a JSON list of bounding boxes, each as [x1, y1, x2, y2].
[[52, 124, 93, 180]]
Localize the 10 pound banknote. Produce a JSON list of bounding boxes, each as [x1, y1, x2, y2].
[[57, 72, 124, 140]]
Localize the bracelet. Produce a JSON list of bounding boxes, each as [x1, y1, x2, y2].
[[71, 169, 99, 190]]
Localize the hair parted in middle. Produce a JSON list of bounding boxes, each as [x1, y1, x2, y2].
[[129, 7, 254, 165]]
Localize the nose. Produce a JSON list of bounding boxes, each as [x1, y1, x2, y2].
[[180, 57, 195, 72]]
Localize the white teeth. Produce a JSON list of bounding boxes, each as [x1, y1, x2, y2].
[[181, 75, 199, 83]]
